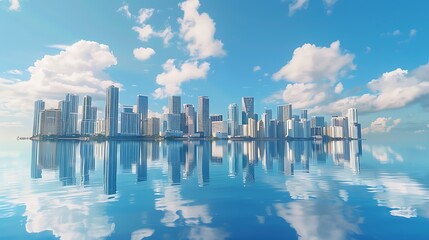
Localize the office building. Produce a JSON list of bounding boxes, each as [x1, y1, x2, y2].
[[105, 85, 119, 137], [66, 94, 79, 134], [301, 109, 308, 120], [32, 100, 45, 136], [121, 106, 140, 136], [39, 109, 61, 135], [264, 109, 272, 121], [228, 103, 239, 137], [137, 95, 148, 135], [95, 119, 105, 135], [330, 116, 349, 138], [241, 97, 254, 124], [169, 96, 181, 114], [184, 104, 196, 135], [210, 114, 223, 122], [311, 116, 325, 136], [198, 96, 210, 136], [81, 96, 96, 135], [148, 117, 160, 136], [347, 108, 360, 139]]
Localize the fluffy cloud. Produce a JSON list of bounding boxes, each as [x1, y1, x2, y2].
[[133, 47, 155, 61], [268, 41, 355, 109], [362, 117, 401, 134], [133, 25, 154, 42], [253, 66, 261, 72], [9, 0, 20, 11], [288, 0, 309, 16], [117, 3, 131, 18], [137, 8, 154, 25], [273, 41, 355, 83], [156, 26, 174, 46], [153, 59, 210, 99], [316, 65, 429, 113], [0, 40, 120, 116], [178, 0, 226, 59]]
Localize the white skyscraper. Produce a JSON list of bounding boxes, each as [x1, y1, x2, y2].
[[33, 100, 45, 136]]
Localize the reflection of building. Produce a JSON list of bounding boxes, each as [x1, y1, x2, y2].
[[104, 141, 118, 195], [168, 141, 183, 185], [183, 141, 196, 177], [58, 141, 77, 186], [137, 142, 148, 182], [120, 141, 139, 172], [197, 141, 211, 186], [31, 141, 42, 179], [80, 141, 95, 185]]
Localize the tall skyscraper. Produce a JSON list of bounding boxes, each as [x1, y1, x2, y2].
[[81, 96, 96, 135], [347, 108, 360, 139], [198, 96, 210, 136], [148, 117, 160, 136], [58, 100, 70, 136], [105, 85, 119, 137], [169, 96, 181, 114], [228, 103, 239, 137], [184, 104, 196, 135], [32, 100, 45, 136], [137, 95, 148, 135], [66, 94, 79, 134], [241, 97, 254, 124], [264, 109, 272, 121], [301, 109, 308, 120], [277, 104, 292, 138], [39, 109, 62, 135]]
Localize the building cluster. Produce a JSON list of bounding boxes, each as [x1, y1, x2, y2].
[[32, 85, 362, 139]]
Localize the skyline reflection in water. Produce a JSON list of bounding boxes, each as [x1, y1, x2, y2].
[[0, 139, 428, 239]]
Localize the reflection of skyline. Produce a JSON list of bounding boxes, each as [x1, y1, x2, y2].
[[104, 141, 117, 195]]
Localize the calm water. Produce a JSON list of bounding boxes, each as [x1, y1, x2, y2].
[[0, 139, 428, 239]]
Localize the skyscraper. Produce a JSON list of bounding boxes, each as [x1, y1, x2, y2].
[[228, 103, 239, 137], [347, 108, 360, 139], [81, 96, 95, 135], [58, 100, 70, 136], [137, 95, 148, 135], [66, 94, 79, 134], [198, 96, 210, 137], [105, 85, 119, 137], [39, 109, 62, 135], [241, 97, 254, 124], [301, 109, 308, 120], [184, 104, 196, 135], [264, 109, 272, 121], [169, 96, 181, 114], [32, 100, 45, 136], [277, 104, 292, 138], [121, 106, 140, 136]]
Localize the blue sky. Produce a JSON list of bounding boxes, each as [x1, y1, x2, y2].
[[1, 0, 429, 137]]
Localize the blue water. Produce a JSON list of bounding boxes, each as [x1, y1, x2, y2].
[[0, 139, 428, 239]]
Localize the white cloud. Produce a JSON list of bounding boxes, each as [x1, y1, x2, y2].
[[315, 65, 429, 114], [323, 0, 337, 14], [137, 8, 155, 25], [362, 117, 401, 134], [253, 66, 261, 72], [393, 29, 401, 36], [155, 26, 174, 46], [273, 41, 355, 83], [410, 29, 417, 37], [268, 41, 355, 108], [133, 47, 156, 61], [117, 3, 131, 18], [133, 25, 154, 42], [153, 59, 210, 99], [288, 0, 309, 16], [9, 0, 20, 11], [0, 40, 120, 116], [414, 130, 425, 134], [334, 82, 344, 94], [7, 69, 23, 75], [178, 0, 226, 59]]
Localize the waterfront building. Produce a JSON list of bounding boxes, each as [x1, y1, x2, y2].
[[137, 95, 148, 135], [169, 96, 181, 115], [81, 96, 96, 135], [311, 116, 325, 137], [198, 96, 210, 137], [121, 106, 140, 136], [184, 104, 196, 135], [148, 117, 160, 136], [228, 103, 239, 137], [33, 100, 45, 136], [39, 109, 61, 135], [95, 119, 105, 135], [105, 86, 119, 137], [301, 109, 308, 120]]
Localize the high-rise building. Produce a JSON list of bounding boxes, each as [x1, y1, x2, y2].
[[228, 103, 239, 137], [198, 96, 210, 136], [347, 108, 361, 139], [183, 104, 196, 135], [148, 117, 160, 136], [264, 109, 272, 121], [81, 96, 96, 135], [277, 104, 292, 138], [301, 109, 308, 120], [241, 97, 254, 124], [66, 94, 79, 134], [261, 112, 269, 138], [58, 100, 70, 136], [311, 116, 325, 136], [137, 95, 148, 135], [330, 116, 349, 138], [169, 96, 181, 114], [105, 85, 119, 137], [121, 106, 140, 136], [39, 109, 61, 135], [33, 100, 45, 136]]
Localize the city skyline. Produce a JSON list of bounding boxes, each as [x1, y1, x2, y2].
[[1, 0, 429, 138]]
